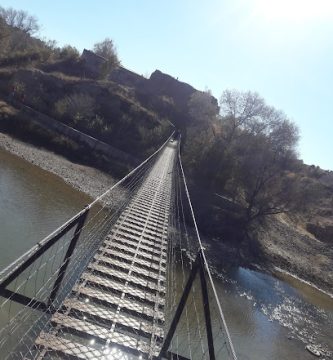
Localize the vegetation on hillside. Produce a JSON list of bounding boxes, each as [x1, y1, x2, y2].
[[0, 7, 119, 74], [183, 89, 307, 246], [0, 6, 172, 161], [93, 38, 120, 78], [1, 5, 332, 260]]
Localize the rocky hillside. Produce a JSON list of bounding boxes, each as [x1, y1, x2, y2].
[[0, 8, 331, 293], [109, 65, 218, 129], [301, 166, 333, 244], [0, 67, 174, 157], [253, 213, 333, 294], [235, 164, 333, 293]]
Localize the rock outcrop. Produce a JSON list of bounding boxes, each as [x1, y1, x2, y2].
[[109, 66, 147, 88], [148, 70, 197, 109], [81, 49, 106, 78], [110, 66, 218, 116], [306, 222, 333, 244]]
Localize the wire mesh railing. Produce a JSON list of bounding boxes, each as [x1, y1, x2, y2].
[[0, 133, 174, 359], [160, 136, 238, 360], [0, 131, 238, 360]]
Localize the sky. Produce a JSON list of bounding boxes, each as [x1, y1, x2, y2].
[[2, 0, 333, 170]]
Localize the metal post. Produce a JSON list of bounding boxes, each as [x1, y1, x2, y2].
[[199, 252, 216, 360], [158, 254, 201, 359], [0, 214, 83, 291], [48, 207, 89, 305], [165, 352, 190, 360]]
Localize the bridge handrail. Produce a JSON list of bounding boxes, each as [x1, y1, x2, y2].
[[0, 131, 174, 285], [178, 135, 238, 360]]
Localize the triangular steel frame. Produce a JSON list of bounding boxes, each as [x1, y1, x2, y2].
[[159, 249, 216, 360]]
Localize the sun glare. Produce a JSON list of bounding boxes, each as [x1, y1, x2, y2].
[[252, 0, 333, 22]]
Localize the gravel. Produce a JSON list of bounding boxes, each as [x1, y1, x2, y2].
[[0, 132, 117, 200]]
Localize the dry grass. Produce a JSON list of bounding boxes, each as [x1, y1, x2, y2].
[[49, 71, 83, 82], [0, 67, 15, 75], [0, 100, 18, 116]]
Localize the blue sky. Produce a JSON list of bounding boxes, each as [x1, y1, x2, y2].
[[3, 0, 333, 170]]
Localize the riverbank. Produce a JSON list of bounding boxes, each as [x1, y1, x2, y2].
[[193, 217, 333, 298], [252, 214, 333, 297], [0, 132, 117, 200], [1, 130, 332, 299]]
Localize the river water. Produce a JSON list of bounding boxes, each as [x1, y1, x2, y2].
[[0, 148, 332, 359]]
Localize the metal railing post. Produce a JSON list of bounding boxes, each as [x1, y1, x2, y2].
[[48, 206, 89, 306], [158, 254, 201, 359], [159, 249, 217, 360], [199, 251, 216, 360]]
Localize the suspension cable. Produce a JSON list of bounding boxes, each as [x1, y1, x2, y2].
[[0, 131, 174, 283], [177, 135, 238, 360]]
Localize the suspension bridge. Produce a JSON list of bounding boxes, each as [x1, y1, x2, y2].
[[0, 134, 237, 360]]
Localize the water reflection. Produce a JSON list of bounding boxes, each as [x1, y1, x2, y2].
[[274, 270, 333, 311], [217, 266, 333, 359], [0, 149, 90, 269]]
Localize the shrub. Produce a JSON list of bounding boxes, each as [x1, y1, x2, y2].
[[54, 93, 95, 126], [59, 45, 80, 60]]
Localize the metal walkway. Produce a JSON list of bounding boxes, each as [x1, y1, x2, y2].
[[0, 136, 238, 360], [34, 142, 176, 359]]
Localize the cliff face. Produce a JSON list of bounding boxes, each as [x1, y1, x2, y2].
[[148, 70, 197, 109], [109, 66, 147, 89], [109, 67, 217, 122], [81, 49, 106, 78], [245, 163, 333, 293], [252, 213, 333, 294], [110, 67, 196, 107], [301, 167, 333, 244]]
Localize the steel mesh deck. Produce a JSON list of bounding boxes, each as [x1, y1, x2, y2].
[[33, 142, 176, 359]]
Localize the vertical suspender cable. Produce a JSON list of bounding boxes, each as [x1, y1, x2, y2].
[[0, 131, 174, 284], [177, 135, 238, 360]]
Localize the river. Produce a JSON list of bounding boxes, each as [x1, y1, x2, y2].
[[0, 148, 332, 359]]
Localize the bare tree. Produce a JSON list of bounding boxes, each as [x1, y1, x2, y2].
[[233, 131, 299, 224], [219, 90, 299, 223], [196, 88, 301, 228], [93, 38, 119, 72], [220, 89, 268, 142], [188, 91, 219, 124], [0, 17, 8, 38], [0, 6, 39, 35], [0, 17, 9, 55]]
